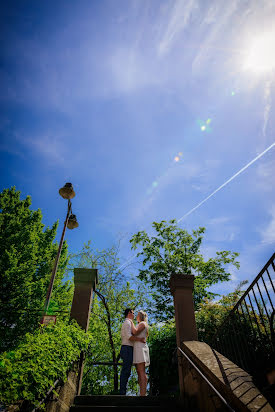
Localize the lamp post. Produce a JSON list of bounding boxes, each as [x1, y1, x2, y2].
[[41, 183, 79, 323]]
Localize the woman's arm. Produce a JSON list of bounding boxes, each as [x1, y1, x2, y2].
[[131, 321, 145, 336]]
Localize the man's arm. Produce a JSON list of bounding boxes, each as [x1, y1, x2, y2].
[[129, 335, 146, 343], [124, 320, 146, 343]]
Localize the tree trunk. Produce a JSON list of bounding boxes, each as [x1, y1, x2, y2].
[[95, 290, 119, 392]]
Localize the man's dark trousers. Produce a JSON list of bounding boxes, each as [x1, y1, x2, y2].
[[119, 345, 133, 395]]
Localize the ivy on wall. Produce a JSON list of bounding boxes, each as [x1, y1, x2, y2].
[[0, 319, 91, 407]]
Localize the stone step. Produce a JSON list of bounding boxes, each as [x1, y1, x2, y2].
[[74, 395, 179, 407], [71, 395, 184, 410], [71, 407, 182, 411]]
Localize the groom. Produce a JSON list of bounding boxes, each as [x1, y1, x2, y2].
[[119, 308, 145, 395]]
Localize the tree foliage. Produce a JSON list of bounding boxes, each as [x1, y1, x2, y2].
[[0, 187, 73, 352], [0, 319, 91, 407], [130, 219, 240, 320], [196, 280, 248, 343]]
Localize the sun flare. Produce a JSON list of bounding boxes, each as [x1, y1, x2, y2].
[[243, 31, 275, 73]]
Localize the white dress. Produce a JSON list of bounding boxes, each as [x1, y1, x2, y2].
[[133, 322, 150, 366]]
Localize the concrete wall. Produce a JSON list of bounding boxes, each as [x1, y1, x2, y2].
[[179, 341, 274, 412], [46, 366, 79, 412]]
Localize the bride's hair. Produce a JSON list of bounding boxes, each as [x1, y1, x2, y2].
[[138, 310, 149, 336], [138, 310, 148, 323]]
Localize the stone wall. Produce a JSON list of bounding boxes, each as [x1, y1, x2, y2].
[[45, 365, 79, 412], [179, 341, 274, 412]]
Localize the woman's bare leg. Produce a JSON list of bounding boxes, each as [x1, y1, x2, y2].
[[135, 365, 141, 388], [136, 363, 147, 396]]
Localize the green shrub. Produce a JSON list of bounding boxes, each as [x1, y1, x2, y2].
[[0, 319, 91, 407], [148, 321, 178, 396]]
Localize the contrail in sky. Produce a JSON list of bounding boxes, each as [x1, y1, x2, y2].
[[177, 142, 275, 222], [118, 142, 275, 271]]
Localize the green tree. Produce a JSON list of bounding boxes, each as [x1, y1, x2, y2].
[[0, 187, 73, 352], [68, 241, 149, 394], [195, 280, 248, 343], [130, 219, 240, 321]]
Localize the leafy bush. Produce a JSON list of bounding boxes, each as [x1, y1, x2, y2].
[[0, 319, 91, 407], [148, 321, 178, 396], [195, 281, 248, 344]]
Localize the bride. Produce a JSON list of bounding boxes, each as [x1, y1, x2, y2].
[[130, 310, 150, 396]]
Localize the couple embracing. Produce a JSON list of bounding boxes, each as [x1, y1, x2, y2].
[[119, 308, 150, 396]]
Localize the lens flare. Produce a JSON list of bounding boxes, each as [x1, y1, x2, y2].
[[198, 118, 212, 132], [146, 152, 184, 197]]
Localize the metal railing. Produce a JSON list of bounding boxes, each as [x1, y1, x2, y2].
[[211, 252, 275, 402], [177, 347, 235, 412]]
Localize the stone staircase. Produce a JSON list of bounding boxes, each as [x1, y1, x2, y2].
[[70, 395, 184, 411]]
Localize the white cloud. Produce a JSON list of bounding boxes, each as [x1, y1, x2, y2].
[[15, 133, 66, 164], [208, 216, 230, 225], [260, 205, 275, 244], [191, 0, 239, 75], [200, 245, 220, 261], [255, 158, 275, 193], [206, 216, 239, 242], [262, 78, 272, 139], [109, 48, 160, 94], [257, 160, 275, 179], [157, 0, 198, 56]]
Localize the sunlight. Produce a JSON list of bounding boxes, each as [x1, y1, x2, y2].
[[243, 31, 275, 73]]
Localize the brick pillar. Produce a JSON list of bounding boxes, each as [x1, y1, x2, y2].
[[170, 274, 198, 397], [70, 268, 98, 331], [70, 268, 98, 394]]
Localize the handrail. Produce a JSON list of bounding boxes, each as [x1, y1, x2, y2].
[[31, 379, 60, 412], [232, 252, 275, 307], [177, 346, 235, 412], [213, 252, 275, 339], [210, 252, 275, 383]]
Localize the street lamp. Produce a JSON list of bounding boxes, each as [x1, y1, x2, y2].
[[42, 183, 78, 323]]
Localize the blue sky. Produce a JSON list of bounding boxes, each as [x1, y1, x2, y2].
[[1, 0, 275, 297]]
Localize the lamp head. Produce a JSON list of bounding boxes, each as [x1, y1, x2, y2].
[[67, 214, 79, 229], [59, 183, 75, 199]]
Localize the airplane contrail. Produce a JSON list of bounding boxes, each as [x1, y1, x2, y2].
[[118, 142, 275, 270], [177, 142, 275, 222]]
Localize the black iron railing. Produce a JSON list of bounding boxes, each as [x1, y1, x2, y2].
[[211, 252, 275, 403]]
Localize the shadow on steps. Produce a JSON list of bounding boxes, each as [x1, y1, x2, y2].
[[70, 395, 185, 411]]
